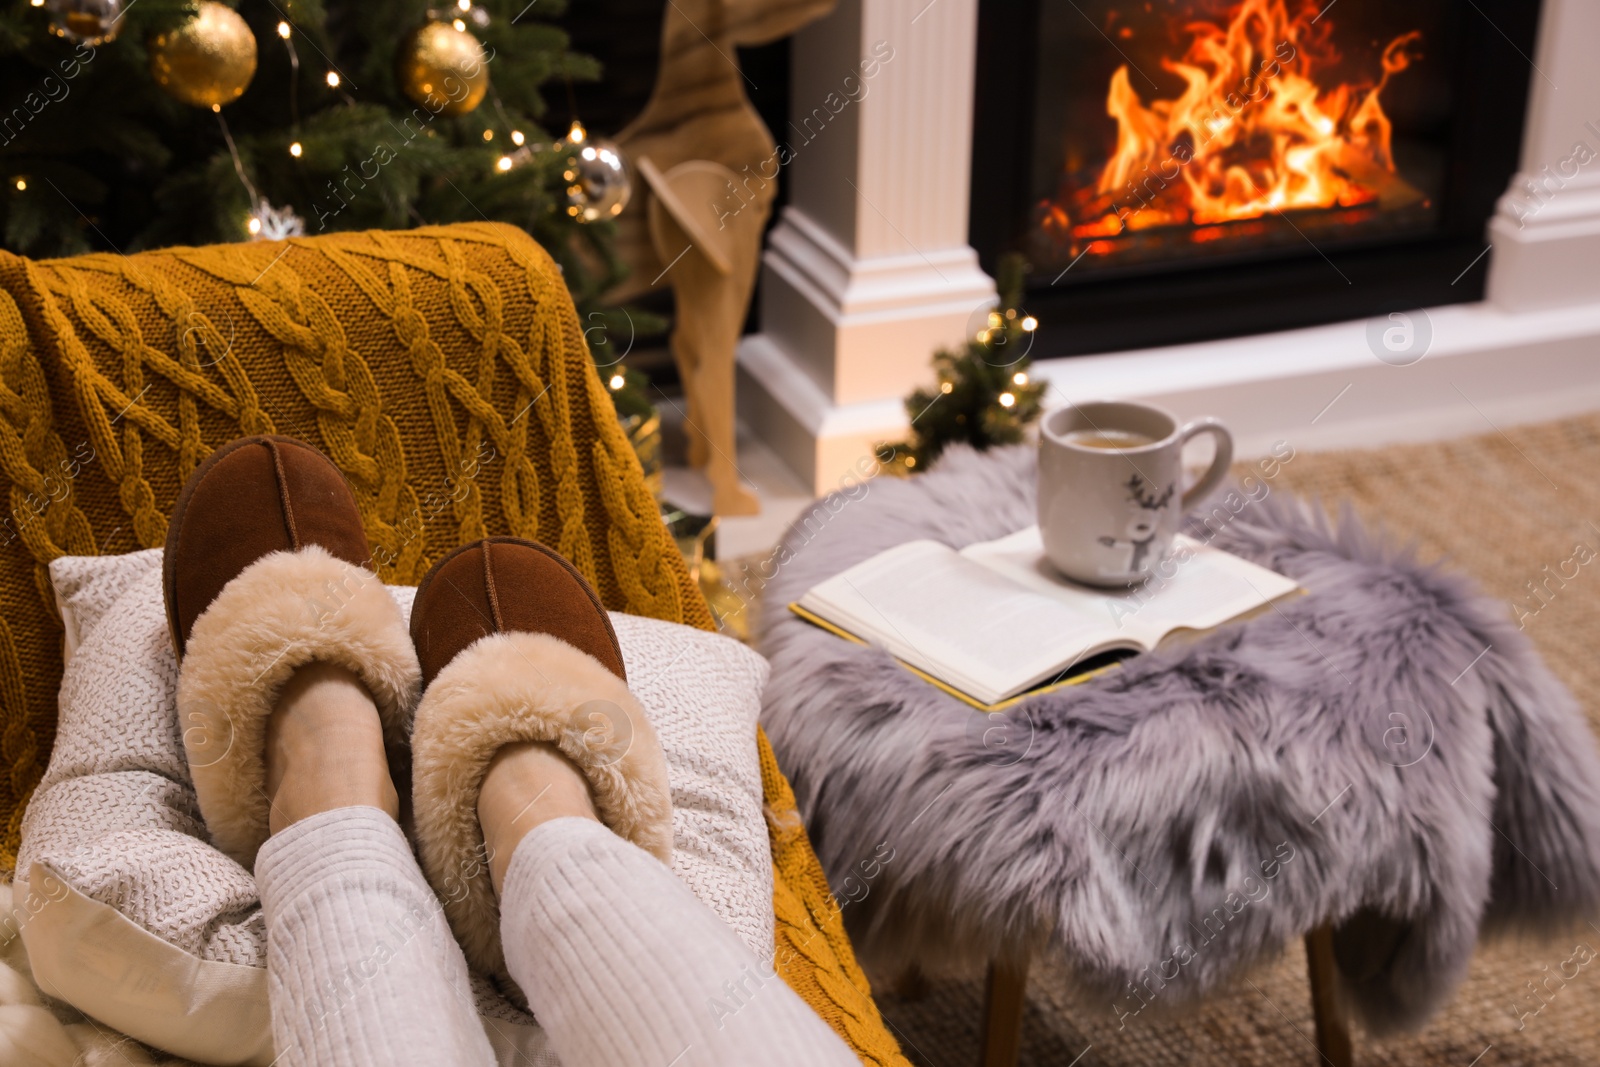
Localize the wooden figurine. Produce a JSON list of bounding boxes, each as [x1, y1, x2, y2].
[[615, 0, 838, 517]]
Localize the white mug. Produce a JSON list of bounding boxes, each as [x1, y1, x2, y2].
[[1038, 400, 1233, 587]]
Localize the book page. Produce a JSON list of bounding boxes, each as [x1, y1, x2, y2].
[[797, 541, 1125, 705], [961, 527, 1302, 646]]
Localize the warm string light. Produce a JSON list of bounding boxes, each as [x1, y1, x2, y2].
[[13, 179, 25, 191], [213, 110, 263, 222], [563, 149, 580, 212], [998, 392, 1016, 408], [482, 129, 494, 142], [940, 381, 953, 394], [325, 71, 340, 88], [247, 216, 262, 235], [1013, 371, 1029, 386], [289, 141, 303, 157], [974, 309, 1038, 342], [608, 373, 626, 390], [510, 130, 525, 146], [976, 310, 1006, 342], [566, 120, 587, 145], [277, 18, 303, 143], [494, 141, 539, 176], [452, 0, 486, 30]]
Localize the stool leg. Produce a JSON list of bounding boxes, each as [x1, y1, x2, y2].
[[1305, 925, 1353, 1067], [982, 954, 1029, 1067]]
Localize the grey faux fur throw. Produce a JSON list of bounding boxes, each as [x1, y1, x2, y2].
[[759, 444, 1600, 1035]]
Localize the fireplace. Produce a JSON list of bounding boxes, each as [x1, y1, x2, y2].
[[971, 0, 1544, 357], [739, 0, 1596, 496]]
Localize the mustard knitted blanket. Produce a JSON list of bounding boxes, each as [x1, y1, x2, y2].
[[0, 223, 905, 1065]]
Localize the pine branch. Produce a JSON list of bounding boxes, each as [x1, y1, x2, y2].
[[880, 254, 1046, 472]]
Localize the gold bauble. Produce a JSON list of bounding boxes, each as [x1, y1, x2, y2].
[[148, 2, 258, 109], [398, 21, 489, 117]]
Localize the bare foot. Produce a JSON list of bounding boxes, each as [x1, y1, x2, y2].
[[478, 742, 599, 895], [265, 661, 398, 835]]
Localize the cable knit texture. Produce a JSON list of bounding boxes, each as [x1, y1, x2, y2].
[[0, 223, 703, 869], [0, 223, 905, 1063], [503, 817, 860, 1067]]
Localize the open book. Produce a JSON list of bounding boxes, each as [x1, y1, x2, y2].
[[791, 526, 1302, 710]]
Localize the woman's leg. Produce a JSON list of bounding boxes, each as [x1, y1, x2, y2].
[[254, 663, 495, 1067], [480, 743, 858, 1067]]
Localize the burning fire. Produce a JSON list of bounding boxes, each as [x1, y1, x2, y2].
[[1052, 0, 1424, 247]]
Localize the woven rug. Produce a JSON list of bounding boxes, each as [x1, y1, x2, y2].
[[869, 410, 1600, 1066]]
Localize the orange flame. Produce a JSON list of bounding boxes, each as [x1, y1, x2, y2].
[[1082, 0, 1421, 234]]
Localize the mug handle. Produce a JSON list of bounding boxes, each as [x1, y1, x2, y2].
[[1178, 418, 1234, 509]]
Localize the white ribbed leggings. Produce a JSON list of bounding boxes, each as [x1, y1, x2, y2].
[[255, 806, 858, 1067]]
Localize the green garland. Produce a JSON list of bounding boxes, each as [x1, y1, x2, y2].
[[881, 254, 1047, 473]]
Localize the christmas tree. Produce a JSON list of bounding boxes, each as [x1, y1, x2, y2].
[[0, 0, 628, 312], [880, 254, 1048, 473]]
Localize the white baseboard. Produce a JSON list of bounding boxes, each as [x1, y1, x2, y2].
[[1034, 299, 1600, 460], [739, 298, 1600, 492]]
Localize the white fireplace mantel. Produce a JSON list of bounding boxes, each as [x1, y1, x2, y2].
[[737, 0, 995, 492], [740, 0, 1600, 494]]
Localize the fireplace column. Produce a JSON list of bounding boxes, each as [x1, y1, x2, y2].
[[737, 0, 996, 494], [1488, 0, 1600, 309]]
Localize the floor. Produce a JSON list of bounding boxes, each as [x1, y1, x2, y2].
[[655, 401, 816, 562], [858, 411, 1600, 1067]]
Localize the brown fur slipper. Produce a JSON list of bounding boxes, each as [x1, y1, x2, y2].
[[409, 537, 673, 981], [164, 434, 371, 660], [166, 436, 419, 868]]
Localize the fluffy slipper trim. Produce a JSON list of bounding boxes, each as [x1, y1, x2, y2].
[[411, 631, 673, 979], [176, 545, 420, 869]]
